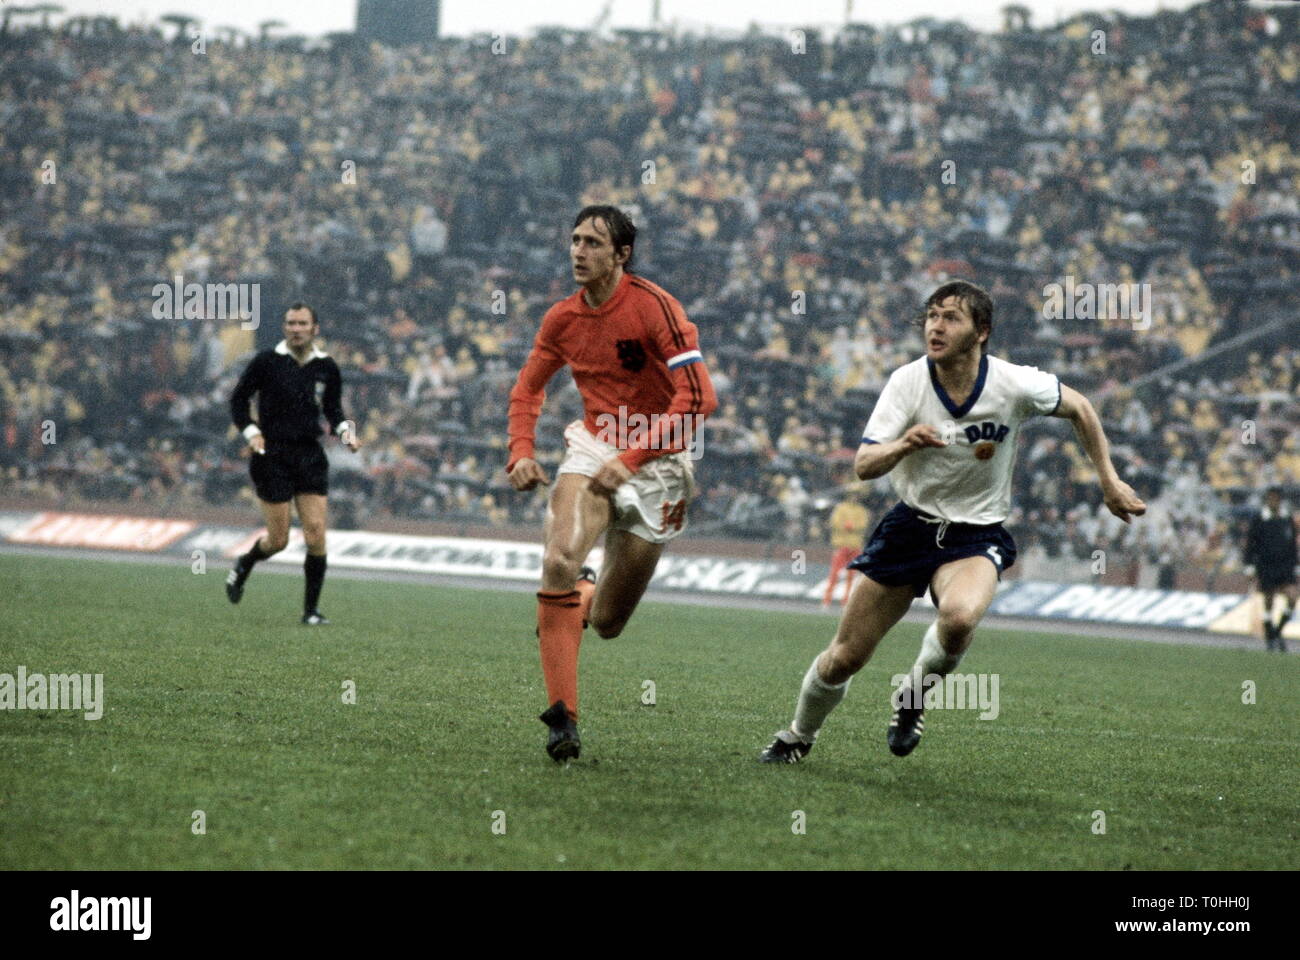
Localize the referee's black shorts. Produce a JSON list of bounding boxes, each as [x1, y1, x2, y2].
[[1257, 567, 1297, 592], [249, 440, 329, 503]]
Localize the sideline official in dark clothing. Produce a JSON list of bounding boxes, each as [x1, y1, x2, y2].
[[1244, 486, 1297, 652], [225, 303, 361, 624]]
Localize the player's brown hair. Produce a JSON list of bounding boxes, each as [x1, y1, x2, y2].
[[924, 280, 993, 355], [573, 205, 636, 272]]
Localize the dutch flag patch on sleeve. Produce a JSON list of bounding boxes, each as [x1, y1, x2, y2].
[[667, 349, 703, 370]]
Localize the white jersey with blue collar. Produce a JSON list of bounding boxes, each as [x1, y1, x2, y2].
[[861, 353, 1061, 525]]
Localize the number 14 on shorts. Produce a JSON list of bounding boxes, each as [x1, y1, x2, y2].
[[660, 499, 686, 533]]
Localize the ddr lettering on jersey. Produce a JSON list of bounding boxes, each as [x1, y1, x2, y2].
[[861, 354, 1060, 525]]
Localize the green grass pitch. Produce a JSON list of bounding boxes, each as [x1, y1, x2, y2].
[[1, 553, 1295, 870]]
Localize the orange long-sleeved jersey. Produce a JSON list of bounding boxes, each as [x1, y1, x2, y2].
[[507, 272, 717, 473]]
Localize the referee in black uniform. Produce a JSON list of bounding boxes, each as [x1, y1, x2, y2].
[[226, 303, 360, 624], [1243, 486, 1297, 652]]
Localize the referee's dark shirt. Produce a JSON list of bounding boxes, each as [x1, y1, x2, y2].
[[230, 341, 347, 445], [1244, 508, 1298, 569]]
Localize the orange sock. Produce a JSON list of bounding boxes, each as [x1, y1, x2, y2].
[[576, 577, 595, 627], [537, 590, 584, 721]]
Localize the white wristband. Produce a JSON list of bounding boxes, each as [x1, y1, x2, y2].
[[242, 424, 263, 441], [337, 420, 355, 442]]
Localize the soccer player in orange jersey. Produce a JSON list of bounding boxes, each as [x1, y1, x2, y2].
[[506, 205, 717, 762]]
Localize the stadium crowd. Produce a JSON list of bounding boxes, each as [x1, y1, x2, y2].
[[1, 0, 1297, 585]]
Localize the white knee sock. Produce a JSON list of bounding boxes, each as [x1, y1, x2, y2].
[[898, 622, 965, 707], [791, 655, 851, 741]]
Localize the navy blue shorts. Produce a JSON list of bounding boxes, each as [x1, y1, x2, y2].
[[249, 441, 329, 503], [847, 501, 1017, 599]]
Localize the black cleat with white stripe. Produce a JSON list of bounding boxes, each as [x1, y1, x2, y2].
[[540, 699, 580, 762], [887, 704, 925, 757], [759, 729, 813, 763], [225, 561, 251, 604]]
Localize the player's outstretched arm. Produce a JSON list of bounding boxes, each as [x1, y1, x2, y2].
[[230, 353, 265, 454], [610, 357, 717, 464], [855, 424, 945, 480], [1052, 384, 1146, 523], [590, 360, 718, 495], [508, 457, 551, 491], [505, 321, 565, 492], [322, 361, 360, 451]]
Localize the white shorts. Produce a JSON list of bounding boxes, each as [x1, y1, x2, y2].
[[557, 420, 696, 544]]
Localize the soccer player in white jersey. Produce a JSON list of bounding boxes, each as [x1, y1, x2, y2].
[[760, 280, 1146, 762]]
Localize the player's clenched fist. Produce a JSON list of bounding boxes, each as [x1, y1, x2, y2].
[[1102, 478, 1147, 524], [508, 457, 550, 491], [901, 424, 947, 452], [248, 433, 266, 455]]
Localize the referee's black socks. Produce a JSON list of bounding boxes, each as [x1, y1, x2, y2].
[[239, 540, 273, 569], [304, 553, 327, 613]]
